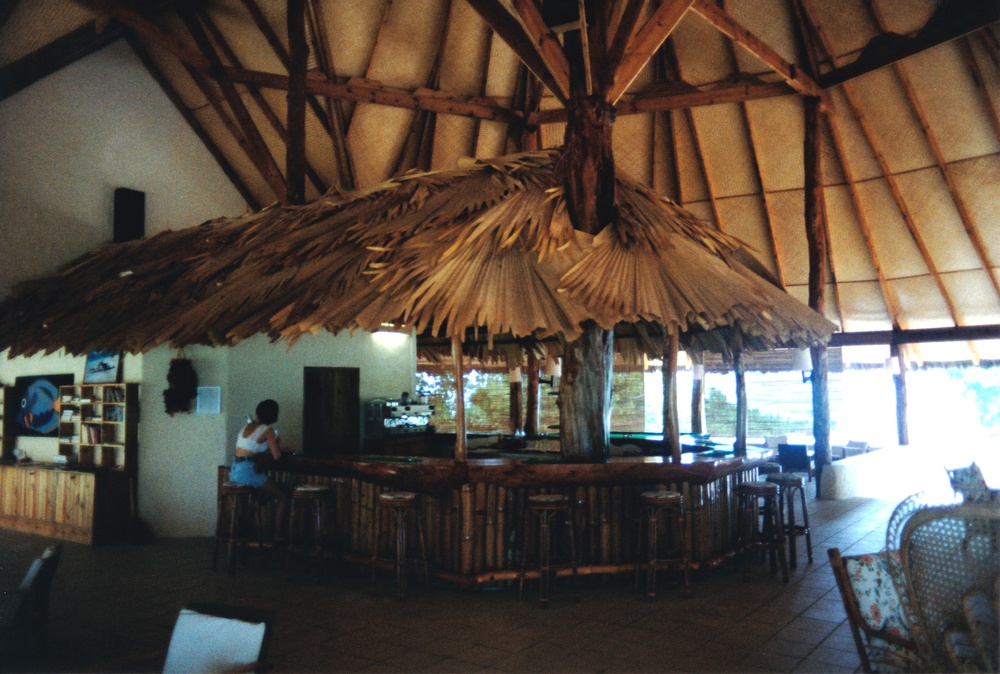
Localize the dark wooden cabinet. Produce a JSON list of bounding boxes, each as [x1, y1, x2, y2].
[[303, 367, 360, 456]]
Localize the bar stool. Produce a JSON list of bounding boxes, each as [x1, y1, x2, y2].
[[766, 472, 813, 569], [212, 482, 262, 575], [370, 491, 429, 600], [286, 484, 333, 576], [736, 481, 789, 583], [634, 490, 690, 599], [758, 462, 782, 476], [520, 493, 578, 606]]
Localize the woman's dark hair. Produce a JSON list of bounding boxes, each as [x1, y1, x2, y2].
[[256, 399, 279, 425]]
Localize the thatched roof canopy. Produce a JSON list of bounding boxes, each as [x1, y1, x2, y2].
[[0, 149, 833, 358]]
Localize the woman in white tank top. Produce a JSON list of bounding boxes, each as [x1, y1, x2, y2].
[[229, 399, 291, 542]]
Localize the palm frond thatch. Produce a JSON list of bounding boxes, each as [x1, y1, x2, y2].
[[0, 149, 835, 358]]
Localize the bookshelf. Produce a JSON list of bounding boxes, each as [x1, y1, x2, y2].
[[57, 383, 138, 472]]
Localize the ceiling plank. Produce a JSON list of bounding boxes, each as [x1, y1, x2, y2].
[[178, 6, 287, 201], [286, 0, 308, 205], [466, 0, 568, 104], [608, 0, 694, 103], [603, 0, 648, 92], [963, 34, 1000, 156], [124, 33, 259, 210], [689, 0, 822, 98], [530, 77, 792, 125], [870, 6, 1000, 310], [819, 2, 1000, 88], [92, 0, 211, 70], [0, 19, 123, 102], [0, 0, 21, 32], [306, 0, 354, 188]]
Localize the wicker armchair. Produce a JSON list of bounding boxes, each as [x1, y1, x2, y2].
[[891, 503, 1000, 672]]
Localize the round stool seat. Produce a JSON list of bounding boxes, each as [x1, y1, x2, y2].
[[379, 491, 419, 507], [738, 481, 779, 497], [758, 462, 782, 475], [640, 490, 683, 506], [766, 473, 804, 488], [527, 494, 570, 509]]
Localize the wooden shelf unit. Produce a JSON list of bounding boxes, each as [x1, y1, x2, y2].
[[57, 383, 138, 473]]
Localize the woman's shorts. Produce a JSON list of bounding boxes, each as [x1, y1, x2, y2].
[[229, 460, 267, 488]]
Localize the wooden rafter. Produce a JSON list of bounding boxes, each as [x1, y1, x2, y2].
[[608, 0, 694, 103], [870, 10, 1000, 310], [124, 33, 259, 210], [178, 7, 287, 201], [964, 35, 1000, 143], [0, 0, 20, 32], [286, 0, 307, 204], [195, 7, 326, 196], [466, 0, 569, 104], [509, 0, 571, 100], [690, 0, 822, 98], [0, 19, 123, 102]]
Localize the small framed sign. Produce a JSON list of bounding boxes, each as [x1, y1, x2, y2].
[[196, 386, 221, 414], [83, 351, 121, 384]]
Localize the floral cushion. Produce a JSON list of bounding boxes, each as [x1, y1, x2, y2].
[[845, 551, 912, 641]]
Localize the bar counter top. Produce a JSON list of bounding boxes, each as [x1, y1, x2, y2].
[[275, 447, 774, 495]]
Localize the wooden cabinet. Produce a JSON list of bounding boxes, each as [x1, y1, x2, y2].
[[0, 464, 129, 544], [57, 383, 138, 472], [0, 386, 10, 459]]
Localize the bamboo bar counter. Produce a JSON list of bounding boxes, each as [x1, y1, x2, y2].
[[223, 440, 774, 588]]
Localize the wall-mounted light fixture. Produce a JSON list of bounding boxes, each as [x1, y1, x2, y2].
[[792, 348, 813, 383], [540, 357, 561, 388], [884, 356, 901, 375], [509, 367, 522, 383], [692, 363, 705, 381]]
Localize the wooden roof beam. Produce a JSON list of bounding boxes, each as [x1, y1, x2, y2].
[[608, 0, 695, 103], [690, 0, 823, 99], [509, 0, 573, 101], [602, 0, 648, 93], [466, 0, 569, 104], [286, 0, 307, 205], [830, 324, 1000, 348], [305, 0, 354, 188], [0, 1, 20, 32]]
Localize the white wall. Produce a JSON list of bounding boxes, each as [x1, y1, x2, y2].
[[0, 41, 418, 538]]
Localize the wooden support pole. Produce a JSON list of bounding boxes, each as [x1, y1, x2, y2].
[[733, 345, 747, 457], [891, 345, 909, 445], [286, 0, 307, 205], [525, 351, 540, 436], [452, 338, 467, 462], [662, 330, 682, 463], [690, 350, 706, 434], [560, 321, 614, 461], [509, 370, 524, 435], [804, 95, 830, 494]]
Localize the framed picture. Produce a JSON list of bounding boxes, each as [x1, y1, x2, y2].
[[83, 350, 121, 384], [8, 374, 74, 437]]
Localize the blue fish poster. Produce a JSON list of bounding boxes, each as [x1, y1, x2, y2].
[[10, 374, 73, 436]]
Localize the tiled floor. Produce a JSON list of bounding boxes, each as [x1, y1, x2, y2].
[[1, 492, 902, 673]]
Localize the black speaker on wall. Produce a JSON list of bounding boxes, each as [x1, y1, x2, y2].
[[113, 187, 145, 243]]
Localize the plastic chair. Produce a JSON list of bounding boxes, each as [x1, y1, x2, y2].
[[162, 603, 272, 673]]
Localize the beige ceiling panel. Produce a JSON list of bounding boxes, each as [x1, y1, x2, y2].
[[671, 11, 735, 86], [430, 115, 476, 171], [690, 103, 759, 198], [138, 41, 209, 111], [769, 190, 808, 287], [846, 69, 935, 173], [439, 1, 491, 97], [346, 105, 416, 188], [801, 0, 876, 61], [613, 114, 653, 187], [0, 0, 95, 64], [320, 0, 388, 78], [671, 110, 709, 204], [941, 270, 1000, 326], [683, 200, 715, 225], [826, 88, 882, 182], [948, 155, 1000, 263], [970, 35, 1000, 115], [819, 119, 847, 187], [539, 121, 564, 150], [483, 28, 521, 98], [904, 43, 1000, 163], [854, 179, 928, 279], [716, 194, 776, 272], [652, 112, 680, 200], [784, 283, 840, 326], [744, 96, 803, 192], [192, 106, 271, 205], [366, 0, 449, 89], [475, 121, 509, 159], [203, 0, 285, 74], [889, 276, 953, 330], [870, 0, 937, 36], [824, 184, 879, 283], [727, 0, 798, 76], [835, 281, 892, 332], [907, 341, 984, 365], [302, 109, 339, 191], [894, 168, 982, 273]]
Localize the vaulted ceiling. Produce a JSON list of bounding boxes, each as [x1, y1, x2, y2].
[[1, 0, 998, 363]]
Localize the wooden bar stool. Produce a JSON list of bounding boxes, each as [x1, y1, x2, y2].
[[286, 485, 333, 577], [758, 462, 782, 476], [370, 491, 429, 600], [766, 473, 813, 569], [212, 482, 262, 575], [736, 481, 789, 583], [634, 490, 690, 599], [520, 493, 578, 606]]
